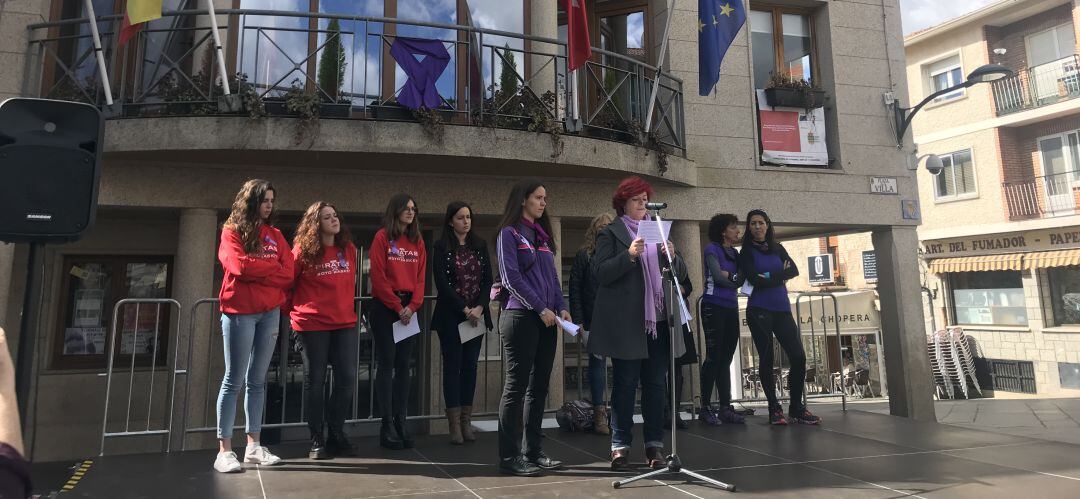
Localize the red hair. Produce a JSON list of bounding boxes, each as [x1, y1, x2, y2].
[[612, 176, 654, 216]]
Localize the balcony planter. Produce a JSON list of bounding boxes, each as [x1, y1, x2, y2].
[[763, 87, 825, 109], [319, 102, 352, 118]]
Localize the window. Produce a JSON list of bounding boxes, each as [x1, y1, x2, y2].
[[1048, 266, 1080, 325], [925, 55, 963, 102], [949, 271, 1027, 326], [749, 7, 815, 89], [934, 149, 976, 200], [1026, 24, 1075, 68], [54, 256, 173, 369]]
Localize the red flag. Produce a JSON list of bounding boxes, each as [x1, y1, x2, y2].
[[565, 0, 592, 71], [118, 13, 144, 47]]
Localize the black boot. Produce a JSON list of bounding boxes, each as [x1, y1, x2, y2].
[[380, 418, 405, 450], [309, 429, 329, 460], [394, 415, 414, 449], [327, 426, 359, 457]]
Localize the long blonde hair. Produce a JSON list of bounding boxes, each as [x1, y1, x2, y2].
[[583, 213, 614, 256]]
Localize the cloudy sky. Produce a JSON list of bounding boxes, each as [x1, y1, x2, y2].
[[900, 0, 999, 35]]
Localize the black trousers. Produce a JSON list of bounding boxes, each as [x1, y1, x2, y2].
[[497, 309, 557, 460], [699, 303, 741, 407], [371, 298, 416, 418], [434, 310, 484, 408], [746, 307, 806, 413], [298, 328, 359, 435]]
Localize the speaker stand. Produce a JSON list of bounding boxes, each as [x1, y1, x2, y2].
[[15, 242, 44, 422]]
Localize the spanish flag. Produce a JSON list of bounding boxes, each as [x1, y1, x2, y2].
[[119, 0, 163, 46]]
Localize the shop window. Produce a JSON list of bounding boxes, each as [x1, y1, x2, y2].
[[1048, 265, 1080, 325], [949, 271, 1027, 326], [54, 255, 173, 370]]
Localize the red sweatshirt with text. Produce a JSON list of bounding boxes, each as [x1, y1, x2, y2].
[[289, 243, 358, 332], [218, 224, 295, 314], [369, 229, 426, 313]]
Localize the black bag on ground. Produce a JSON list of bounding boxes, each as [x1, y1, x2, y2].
[[555, 400, 595, 432]]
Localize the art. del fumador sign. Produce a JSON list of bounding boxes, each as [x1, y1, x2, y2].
[[921, 227, 1080, 258]]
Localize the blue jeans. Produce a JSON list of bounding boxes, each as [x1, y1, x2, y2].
[[588, 353, 607, 405], [217, 310, 280, 439], [609, 322, 670, 452]]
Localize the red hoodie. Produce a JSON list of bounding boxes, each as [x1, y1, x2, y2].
[[289, 243, 358, 332], [369, 229, 426, 313], [218, 225, 294, 314]]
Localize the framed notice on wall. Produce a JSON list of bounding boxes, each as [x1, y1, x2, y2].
[[808, 254, 834, 285], [756, 89, 828, 166]]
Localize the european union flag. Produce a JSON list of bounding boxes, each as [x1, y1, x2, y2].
[[699, 0, 747, 96]]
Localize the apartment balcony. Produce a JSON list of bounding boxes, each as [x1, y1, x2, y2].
[[23, 8, 686, 172], [992, 55, 1080, 116], [1003, 170, 1080, 219]]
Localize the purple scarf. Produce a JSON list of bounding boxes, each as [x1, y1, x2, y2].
[[621, 215, 664, 338], [519, 218, 551, 246]]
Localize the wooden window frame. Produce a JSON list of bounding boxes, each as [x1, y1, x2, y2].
[[750, 3, 819, 85], [51, 254, 175, 371]]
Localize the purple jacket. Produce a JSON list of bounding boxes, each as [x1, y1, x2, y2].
[[497, 224, 566, 314]]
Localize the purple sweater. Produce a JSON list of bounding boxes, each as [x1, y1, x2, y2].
[[738, 242, 799, 313], [703, 243, 740, 308], [497, 224, 566, 314]]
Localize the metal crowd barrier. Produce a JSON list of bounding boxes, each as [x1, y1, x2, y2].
[[99, 298, 183, 456]]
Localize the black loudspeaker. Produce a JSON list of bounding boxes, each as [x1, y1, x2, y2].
[[0, 98, 104, 243]]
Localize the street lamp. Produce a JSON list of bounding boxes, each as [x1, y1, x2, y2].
[[891, 64, 1012, 148]]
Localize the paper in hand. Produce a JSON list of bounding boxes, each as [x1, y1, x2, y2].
[[637, 220, 672, 244], [458, 320, 486, 344], [392, 318, 421, 343], [556, 318, 581, 336], [740, 280, 754, 297], [678, 297, 693, 326]]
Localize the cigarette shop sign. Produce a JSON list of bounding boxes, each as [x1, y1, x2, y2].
[[921, 227, 1080, 258]]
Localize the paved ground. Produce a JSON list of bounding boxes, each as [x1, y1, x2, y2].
[[29, 402, 1080, 498]]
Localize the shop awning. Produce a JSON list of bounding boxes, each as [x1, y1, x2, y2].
[[927, 253, 1024, 273], [1024, 249, 1080, 269]]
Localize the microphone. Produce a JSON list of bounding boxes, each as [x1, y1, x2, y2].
[[645, 202, 668, 210]]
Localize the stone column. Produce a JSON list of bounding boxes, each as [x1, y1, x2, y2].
[[172, 208, 219, 449], [872, 226, 935, 421], [549, 215, 565, 409], [671, 219, 703, 404], [527, 0, 558, 98]]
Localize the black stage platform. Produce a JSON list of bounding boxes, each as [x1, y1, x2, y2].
[[30, 404, 1080, 498]]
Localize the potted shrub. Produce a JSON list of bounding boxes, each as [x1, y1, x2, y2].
[[764, 72, 825, 109]]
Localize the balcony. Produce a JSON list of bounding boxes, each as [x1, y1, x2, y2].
[[992, 55, 1080, 116], [24, 8, 685, 157], [1003, 170, 1080, 219]]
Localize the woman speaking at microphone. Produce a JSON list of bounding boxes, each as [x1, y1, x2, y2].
[[588, 176, 686, 470]]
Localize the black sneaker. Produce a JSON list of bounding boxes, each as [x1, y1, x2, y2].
[[769, 407, 788, 426], [717, 405, 746, 424], [790, 407, 822, 425], [379, 419, 405, 450], [309, 432, 329, 460], [326, 428, 359, 457], [393, 415, 415, 449], [526, 451, 563, 471], [499, 456, 543, 477]]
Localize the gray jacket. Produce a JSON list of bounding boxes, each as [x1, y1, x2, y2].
[[586, 220, 687, 360]]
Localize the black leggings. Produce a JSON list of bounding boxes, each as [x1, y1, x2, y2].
[[371, 298, 416, 418], [745, 307, 806, 413], [699, 303, 740, 407], [434, 310, 484, 408], [298, 328, 359, 435]]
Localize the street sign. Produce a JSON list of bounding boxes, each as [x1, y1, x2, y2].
[[808, 254, 834, 285]]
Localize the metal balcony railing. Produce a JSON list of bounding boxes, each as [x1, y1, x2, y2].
[[992, 55, 1080, 115], [24, 8, 685, 155], [1003, 169, 1080, 219]]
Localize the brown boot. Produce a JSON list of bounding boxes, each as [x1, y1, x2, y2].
[[446, 407, 463, 445], [460, 405, 476, 442], [593, 405, 611, 435]]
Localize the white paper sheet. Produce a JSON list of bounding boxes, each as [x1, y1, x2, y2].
[[556, 317, 581, 336], [458, 320, 487, 344], [392, 318, 421, 343], [637, 220, 672, 244]]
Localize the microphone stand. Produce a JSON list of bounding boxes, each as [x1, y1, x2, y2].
[[613, 209, 735, 492]]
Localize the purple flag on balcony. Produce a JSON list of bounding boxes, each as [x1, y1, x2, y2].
[[390, 37, 451, 110]]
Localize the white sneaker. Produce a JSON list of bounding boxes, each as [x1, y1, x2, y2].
[[244, 445, 283, 466], [214, 451, 243, 473]]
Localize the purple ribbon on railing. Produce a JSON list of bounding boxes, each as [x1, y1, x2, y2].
[[390, 37, 451, 110]]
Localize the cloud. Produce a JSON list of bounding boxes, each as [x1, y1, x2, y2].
[[899, 0, 997, 35]]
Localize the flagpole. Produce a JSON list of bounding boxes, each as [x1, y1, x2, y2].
[[643, 0, 676, 132], [83, 0, 114, 106], [205, 0, 232, 95]]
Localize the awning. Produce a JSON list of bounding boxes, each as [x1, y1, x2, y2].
[[1024, 249, 1080, 269], [737, 291, 881, 335], [927, 253, 1024, 273]]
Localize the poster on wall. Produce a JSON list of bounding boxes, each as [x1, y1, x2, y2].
[[64, 327, 106, 355], [756, 89, 828, 166]]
